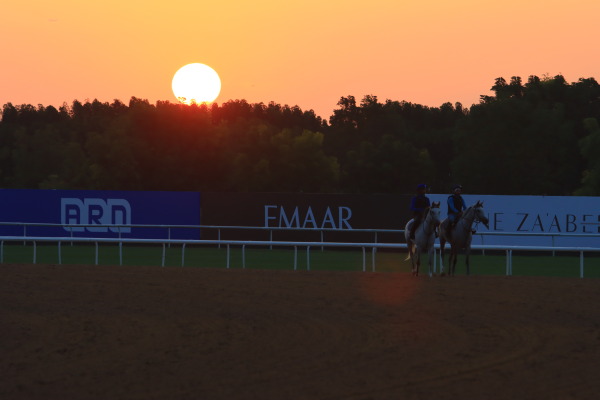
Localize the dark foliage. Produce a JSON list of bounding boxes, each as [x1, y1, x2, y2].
[[1, 75, 599, 195]]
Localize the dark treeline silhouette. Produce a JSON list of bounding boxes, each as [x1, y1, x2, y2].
[[1, 74, 599, 195]]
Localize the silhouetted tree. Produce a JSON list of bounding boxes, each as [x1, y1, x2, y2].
[[1, 75, 599, 195]]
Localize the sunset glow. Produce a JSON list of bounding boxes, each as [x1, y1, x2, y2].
[[2, 1, 599, 117]]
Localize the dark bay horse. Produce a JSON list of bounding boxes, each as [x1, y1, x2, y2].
[[439, 201, 489, 276]]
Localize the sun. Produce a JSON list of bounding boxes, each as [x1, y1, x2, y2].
[[172, 63, 221, 105]]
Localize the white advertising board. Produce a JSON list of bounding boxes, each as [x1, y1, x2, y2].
[[428, 194, 600, 248]]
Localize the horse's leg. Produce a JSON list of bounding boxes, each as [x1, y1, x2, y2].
[[415, 250, 420, 276], [453, 249, 459, 276], [428, 245, 434, 277], [450, 247, 457, 276], [409, 243, 416, 275], [465, 246, 471, 276], [446, 245, 451, 276], [465, 235, 473, 276], [439, 239, 446, 275], [413, 247, 421, 276]]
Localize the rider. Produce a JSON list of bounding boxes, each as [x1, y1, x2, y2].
[[409, 183, 431, 239], [446, 184, 466, 238]]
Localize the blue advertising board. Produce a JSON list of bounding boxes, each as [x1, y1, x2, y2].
[[0, 189, 200, 239], [429, 194, 600, 248]]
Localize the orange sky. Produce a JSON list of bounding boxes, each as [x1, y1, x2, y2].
[[2, 0, 599, 119]]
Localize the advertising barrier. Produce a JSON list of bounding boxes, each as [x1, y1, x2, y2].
[[0, 189, 200, 239], [202, 192, 600, 248], [0, 189, 597, 248], [428, 194, 600, 248], [200, 192, 413, 243]]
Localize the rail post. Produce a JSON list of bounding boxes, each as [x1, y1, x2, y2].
[[362, 247, 366, 272], [294, 246, 298, 271], [372, 247, 376, 272], [181, 243, 186, 267], [321, 230, 324, 252], [306, 246, 311, 271], [580, 251, 584, 278], [242, 244, 246, 269], [226, 244, 230, 269], [480, 234, 485, 256]]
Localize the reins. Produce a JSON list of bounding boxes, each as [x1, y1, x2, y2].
[[457, 206, 482, 234], [457, 206, 475, 234]]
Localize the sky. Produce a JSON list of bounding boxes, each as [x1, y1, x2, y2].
[[2, 0, 599, 119]]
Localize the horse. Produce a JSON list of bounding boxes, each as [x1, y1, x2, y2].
[[439, 200, 489, 276], [404, 202, 441, 277]]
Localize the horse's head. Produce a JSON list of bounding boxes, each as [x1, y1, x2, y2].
[[428, 201, 441, 225], [473, 200, 489, 229]]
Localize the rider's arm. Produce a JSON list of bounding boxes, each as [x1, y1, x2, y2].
[[461, 197, 467, 211]]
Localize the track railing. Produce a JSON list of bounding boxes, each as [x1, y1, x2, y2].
[[1, 235, 599, 278], [2, 221, 599, 249], [0, 222, 403, 250]]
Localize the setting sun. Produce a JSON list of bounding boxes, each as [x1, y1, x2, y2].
[[172, 63, 221, 105]]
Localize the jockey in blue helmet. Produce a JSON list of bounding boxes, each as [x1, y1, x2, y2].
[[409, 183, 431, 239], [446, 184, 466, 237]]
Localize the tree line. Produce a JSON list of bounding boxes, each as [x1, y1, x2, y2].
[[1, 74, 599, 195]]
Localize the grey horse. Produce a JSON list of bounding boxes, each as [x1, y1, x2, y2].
[[404, 202, 441, 277], [439, 201, 489, 276]]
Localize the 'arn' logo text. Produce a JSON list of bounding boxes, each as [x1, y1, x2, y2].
[[61, 198, 132, 233]]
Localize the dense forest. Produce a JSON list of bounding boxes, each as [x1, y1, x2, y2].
[[1, 75, 599, 195]]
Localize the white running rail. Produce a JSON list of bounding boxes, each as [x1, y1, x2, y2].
[[1, 236, 599, 278]]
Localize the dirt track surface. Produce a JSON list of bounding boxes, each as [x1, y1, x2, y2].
[[1, 264, 600, 400]]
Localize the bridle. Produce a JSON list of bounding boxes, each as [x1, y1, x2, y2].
[[457, 205, 484, 233]]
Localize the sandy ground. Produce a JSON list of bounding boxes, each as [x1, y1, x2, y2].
[[1, 264, 599, 400]]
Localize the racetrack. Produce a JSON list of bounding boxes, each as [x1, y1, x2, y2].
[[1, 264, 599, 399]]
